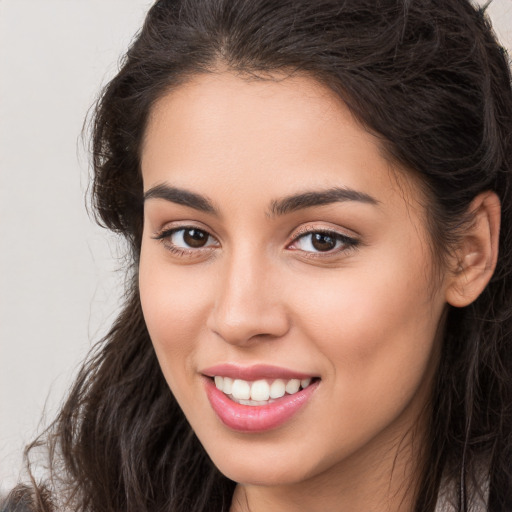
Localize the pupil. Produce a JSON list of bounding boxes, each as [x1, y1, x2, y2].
[[183, 229, 207, 248], [312, 233, 336, 252]]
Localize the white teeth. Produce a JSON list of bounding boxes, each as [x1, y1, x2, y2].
[[223, 376, 233, 394], [250, 380, 270, 401], [285, 379, 300, 394], [231, 379, 251, 400], [269, 379, 286, 399], [237, 399, 269, 406], [214, 375, 314, 403], [301, 378, 311, 389]]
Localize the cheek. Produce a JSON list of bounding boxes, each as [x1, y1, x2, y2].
[[138, 251, 212, 388], [291, 254, 443, 415]]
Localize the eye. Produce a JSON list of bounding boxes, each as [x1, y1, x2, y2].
[[153, 226, 219, 253], [289, 230, 358, 254], [171, 228, 216, 248]]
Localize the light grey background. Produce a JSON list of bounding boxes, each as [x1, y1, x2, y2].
[[0, 0, 511, 494], [0, 0, 153, 492]]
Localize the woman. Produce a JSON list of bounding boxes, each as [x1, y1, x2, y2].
[[3, 0, 512, 511]]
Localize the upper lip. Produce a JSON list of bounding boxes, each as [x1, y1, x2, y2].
[[201, 363, 317, 381]]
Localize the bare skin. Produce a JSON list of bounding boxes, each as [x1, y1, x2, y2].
[[138, 72, 500, 512]]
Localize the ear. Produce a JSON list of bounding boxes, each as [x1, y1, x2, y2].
[[445, 191, 501, 308]]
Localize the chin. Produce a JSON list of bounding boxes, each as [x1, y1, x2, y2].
[[198, 434, 325, 486], [214, 457, 313, 486]]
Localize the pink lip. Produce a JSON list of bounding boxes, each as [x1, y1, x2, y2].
[[203, 376, 319, 433], [201, 363, 316, 381]]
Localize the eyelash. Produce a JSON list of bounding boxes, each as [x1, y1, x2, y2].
[[152, 225, 360, 259], [287, 228, 360, 258]]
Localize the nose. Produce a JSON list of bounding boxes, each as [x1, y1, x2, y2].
[[206, 250, 290, 346]]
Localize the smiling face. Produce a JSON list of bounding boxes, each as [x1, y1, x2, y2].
[[139, 72, 451, 506]]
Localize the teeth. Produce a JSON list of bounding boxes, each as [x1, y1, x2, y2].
[[301, 378, 311, 388], [231, 379, 251, 400], [285, 379, 300, 394], [251, 380, 270, 401], [214, 376, 223, 389], [213, 375, 314, 402], [223, 377, 233, 394], [270, 379, 286, 399], [237, 399, 269, 406]]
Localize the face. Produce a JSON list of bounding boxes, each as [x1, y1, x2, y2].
[[139, 73, 450, 489]]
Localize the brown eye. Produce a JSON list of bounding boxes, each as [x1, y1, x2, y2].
[[154, 227, 218, 252], [182, 228, 209, 248], [290, 230, 358, 254], [311, 233, 337, 252]]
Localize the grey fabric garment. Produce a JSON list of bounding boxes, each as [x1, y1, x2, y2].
[[0, 497, 33, 512]]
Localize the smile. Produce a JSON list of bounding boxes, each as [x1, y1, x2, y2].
[[202, 366, 320, 432], [213, 376, 314, 405]]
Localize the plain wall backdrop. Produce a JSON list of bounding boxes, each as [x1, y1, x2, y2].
[[0, 0, 152, 492], [0, 0, 511, 494]]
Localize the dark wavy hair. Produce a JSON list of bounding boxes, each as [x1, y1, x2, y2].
[[4, 0, 512, 511]]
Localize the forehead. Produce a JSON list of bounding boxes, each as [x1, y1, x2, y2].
[[141, 72, 425, 216]]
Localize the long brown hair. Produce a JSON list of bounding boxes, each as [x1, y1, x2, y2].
[[4, 1, 512, 511]]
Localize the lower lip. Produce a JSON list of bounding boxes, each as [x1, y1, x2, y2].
[[204, 377, 319, 432]]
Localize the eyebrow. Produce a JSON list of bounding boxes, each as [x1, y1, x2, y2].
[[143, 183, 378, 216], [269, 187, 379, 216], [143, 184, 217, 214]]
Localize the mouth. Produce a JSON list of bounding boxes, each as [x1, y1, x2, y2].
[[201, 365, 320, 432], [211, 375, 318, 406]]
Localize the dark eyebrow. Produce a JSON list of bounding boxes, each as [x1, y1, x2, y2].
[[269, 187, 379, 216], [143, 184, 217, 214]]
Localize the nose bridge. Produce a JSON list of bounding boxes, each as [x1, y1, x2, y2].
[[207, 245, 289, 345]]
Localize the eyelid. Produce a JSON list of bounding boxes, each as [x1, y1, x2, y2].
[[152, 220, 219, 241], [289, 223, 359, 242], [153, 225, 216, 240]]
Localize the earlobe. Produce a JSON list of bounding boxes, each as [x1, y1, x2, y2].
[[445, 191, 501, 308]]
